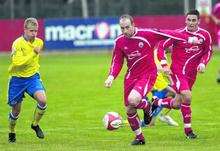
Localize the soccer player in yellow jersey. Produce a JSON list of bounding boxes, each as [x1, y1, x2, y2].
[[152, 50, 179, 126], [8, 18, 47, 143], [149, 72, 178, 127], [141, 50, 178, 127]]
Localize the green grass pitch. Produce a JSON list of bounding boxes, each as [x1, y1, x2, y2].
[[0, 50, 220, 151]]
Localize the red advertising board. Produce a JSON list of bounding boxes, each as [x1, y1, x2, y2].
[[134, 15, 210, 30], [0, 19, 44, 52], [134, 15, 185, 29]]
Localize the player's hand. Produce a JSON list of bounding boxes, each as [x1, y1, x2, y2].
[[197, 63, 206, 73], [34, 46, 43, 54], [104, 75, 114, 88]]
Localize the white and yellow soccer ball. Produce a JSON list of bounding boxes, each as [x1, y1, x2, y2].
[[103, 112, 122, 130]]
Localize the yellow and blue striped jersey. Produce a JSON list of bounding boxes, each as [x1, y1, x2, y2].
[[8, 36, 43, 77]]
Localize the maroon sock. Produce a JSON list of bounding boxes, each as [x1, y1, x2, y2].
[[127, 112, 144, 140], [136, 98, 150, 110], [181, 102, 192, 134], [154, 97, 174, 109], [136, 133, 145, 140], [160, 98, 174, 109]]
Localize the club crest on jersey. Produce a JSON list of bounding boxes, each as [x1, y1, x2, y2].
[[138, 42, 144, 48], [198, 38, 204, 44]]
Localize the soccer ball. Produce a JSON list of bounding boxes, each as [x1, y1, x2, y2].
[[103, 112, 122, 130]]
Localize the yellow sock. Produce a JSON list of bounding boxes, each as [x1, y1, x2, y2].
[[32, 105, 46, 126]]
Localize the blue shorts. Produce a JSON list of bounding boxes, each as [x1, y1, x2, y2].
[[8, 73, 45, 106], [152, 89, 168, 99]]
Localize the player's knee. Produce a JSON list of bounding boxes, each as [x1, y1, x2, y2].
[[37, 95, 47, 103], [11, 107, 21, 117], [36, 96, 47, 108], [182, 95, 191, 104], [34, 90, 47, 103], [181, 91, 192, 104], [172, 103, 181, 109], [169, 98, 181, 109], [128, 95, 141, 106], [126, 105, 136, 114]]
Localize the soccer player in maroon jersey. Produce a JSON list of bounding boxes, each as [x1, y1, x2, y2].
[[210, 1, 220, 83], [156, 10, 212, 139], [104, 14, 192, 145], [210, 0, 220, 40]]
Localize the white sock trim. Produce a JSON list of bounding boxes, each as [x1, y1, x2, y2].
[[184, 123, 191, 128], [181, 104, 190, 108], [37, 104, 47, 110], [127, 113, 137, 119], [134, 127, 142, 136], [158, 99, 162, 106]]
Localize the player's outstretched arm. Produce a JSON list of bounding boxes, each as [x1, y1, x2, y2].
[[105, 41, 124, 88], [157, 39, 173, 76]]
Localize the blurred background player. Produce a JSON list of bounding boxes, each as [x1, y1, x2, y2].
[[7, 18, 47, 143], [104, 14, 193, 145], [210, 0, 220, 83], [155, 10, 212, 139]]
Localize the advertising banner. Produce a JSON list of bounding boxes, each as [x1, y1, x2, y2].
[[0, 16, 218, 52], [196, 0, 212, 15], [45, 17, 121, 50]]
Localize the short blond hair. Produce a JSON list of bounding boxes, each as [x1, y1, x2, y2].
[[24, 17, 38, 30]]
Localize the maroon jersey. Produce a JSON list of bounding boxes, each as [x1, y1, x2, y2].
[[109, 28, 188, 80], [158, 27, 212, 77]]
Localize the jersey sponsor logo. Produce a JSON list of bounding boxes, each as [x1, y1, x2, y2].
[[127, 51, 141, 60], [185, 46, 200, 53]]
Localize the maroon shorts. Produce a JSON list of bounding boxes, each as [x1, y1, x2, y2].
[[171, 73, 196, 93], [123, 74, 156, 106]]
